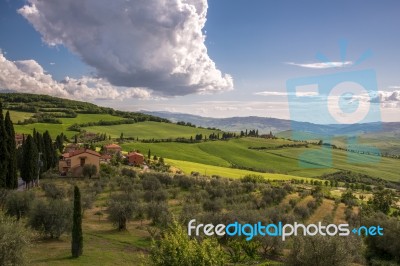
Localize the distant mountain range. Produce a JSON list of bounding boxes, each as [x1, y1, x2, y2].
[[142, 111, 400, 137]]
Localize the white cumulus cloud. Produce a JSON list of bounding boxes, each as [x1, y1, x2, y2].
[[0, 52, 152, 101], [18, 0, 233, 96]]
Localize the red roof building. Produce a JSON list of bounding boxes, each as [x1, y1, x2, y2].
[[59, 148, 100, 177], [103, 143, 122, 154], [127, 152, 144, 166]]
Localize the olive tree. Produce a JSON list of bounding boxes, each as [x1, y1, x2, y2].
[[0, 215, 30, 266], [28, 199, 72, 239], [107, 193, 137, 230]]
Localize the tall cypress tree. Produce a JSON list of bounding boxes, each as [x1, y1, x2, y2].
[[21, 135, 38, 188], [5, 111, 17, 189], [0, 102, 8, 188], [71, 186, 83, 258], [43, 131, 55, 170]]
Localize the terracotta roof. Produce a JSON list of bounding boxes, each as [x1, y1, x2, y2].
[[63, 148, 100, 158], [127, 152, 144, 158], [101, 154, 112, 159], [105, 144, 121, 149]]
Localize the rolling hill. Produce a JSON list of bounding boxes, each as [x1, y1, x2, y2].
[[2, 92, 399, 182], [143, 111, 400, 156], [142, 110, 400, 136], [1, 93, 220, 139]]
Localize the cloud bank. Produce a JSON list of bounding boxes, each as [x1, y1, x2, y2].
[[254, 91, 318, 97], [286, 61, 353, 69], [255, 89, 400, 109], [0, 53, 151, 100], [18, 0, 233, 96]]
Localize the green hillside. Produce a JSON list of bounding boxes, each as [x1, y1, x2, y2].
[[12, 112, 125, 137], [2, 93, 213, 139], [277, 129, 400, 157], [122, 138, 400, 181], [3, 93, 399, 182], [84, 121, 221, 139], [166, 158, 314, 181]]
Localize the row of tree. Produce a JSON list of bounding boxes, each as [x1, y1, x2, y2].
[[17, 129, 58, 188]]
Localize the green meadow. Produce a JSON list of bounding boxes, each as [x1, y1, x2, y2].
[[84, 121, 221, 139], [122, 138, 400, 180], [166, 158, 313, 181], [9, 110, 400, 182]]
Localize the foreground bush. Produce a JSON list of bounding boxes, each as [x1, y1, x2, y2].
[[0, 215, 30, 265], [151, 221, 226, 266], [5, 191, 34, 220]]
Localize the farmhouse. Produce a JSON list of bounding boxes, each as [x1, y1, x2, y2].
[[59, 148, 100, 177], [127, 152, 145, 166], [103, 143, 122, 154]]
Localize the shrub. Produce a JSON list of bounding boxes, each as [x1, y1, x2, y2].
[[203, 198, 223, 213], [82, 164, 97, 178], [121, 168, 137, 178], [5, 191, 34, 220], [151, 220, 226, 266], [28, 199, 72, 239], [293, 206, 310, 220], [287, 235, 363, 266], [147, 201, 170, 227], [142, 175, 162, 191], [42, 183, 66, 199], [0, 215, 30, 266]]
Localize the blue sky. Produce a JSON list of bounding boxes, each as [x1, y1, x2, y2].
[[0, 0, 399, 122]]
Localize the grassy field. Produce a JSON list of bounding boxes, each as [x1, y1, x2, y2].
[[8, 110, 33, 122], [26, 180, 150, 266], [165, 158, 313, 181], [122, 138, 400, 181], [85, 121, 221, 139], [13, 113, 125, 138], [14, 123, 76, 138], [267, 147, 400, 182]]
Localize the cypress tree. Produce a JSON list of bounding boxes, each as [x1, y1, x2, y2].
[[71, 186, 83, 258], [5, 111, 17, 189], [34, 131, 46, 172], [21, 135, 38, 188], [43, 131, 56, 170], [0, 102, 8, 188]]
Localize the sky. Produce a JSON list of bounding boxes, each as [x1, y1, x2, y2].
[[0, 0, 400, 123]]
